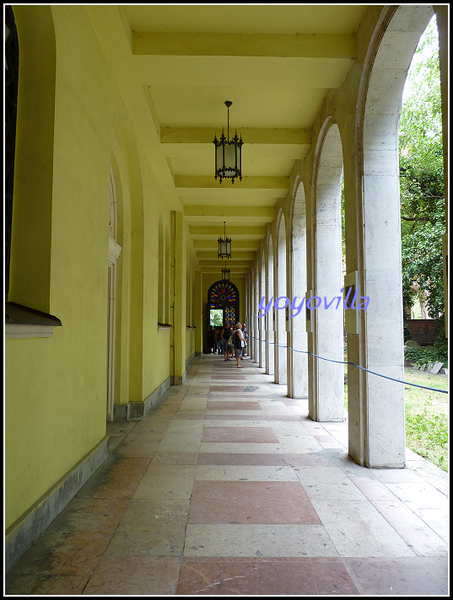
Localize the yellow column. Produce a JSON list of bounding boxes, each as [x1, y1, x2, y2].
[[171, 211, 187, 384]]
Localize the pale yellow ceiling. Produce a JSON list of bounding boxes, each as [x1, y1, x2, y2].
[[88, 4, 368, 278]]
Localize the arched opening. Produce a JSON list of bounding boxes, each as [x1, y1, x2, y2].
[[275, 213, 288, 385], [266, 233, 275, 376], [289, 179, 308, 398], [206, 280, 240, 354], [356, 4, 436, 467], [258, 248, 266, 368], [309, 122, 344, 421]]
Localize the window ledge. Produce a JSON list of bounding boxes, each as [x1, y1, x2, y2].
[[5, 302, 62, 339]]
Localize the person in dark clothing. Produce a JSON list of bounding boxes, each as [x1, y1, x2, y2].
[[221, 323, 232, 361], [207, 326, 215, 354]]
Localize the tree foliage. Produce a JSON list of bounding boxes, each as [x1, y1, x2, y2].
[[399, 18, 446, 319]]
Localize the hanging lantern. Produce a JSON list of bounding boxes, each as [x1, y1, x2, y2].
[[218, 221, 231, 259], [221, 262, 230, 281], [213, 101, 243, 184]]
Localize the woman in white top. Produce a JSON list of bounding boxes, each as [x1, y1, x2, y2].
[[233, 323, 245, 368]]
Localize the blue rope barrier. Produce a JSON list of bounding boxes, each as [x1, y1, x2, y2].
[[251, 337, 449, 394]]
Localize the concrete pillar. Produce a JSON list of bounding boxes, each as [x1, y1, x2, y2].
[[171, 211, 186, 385], [266, 234, 275, 376], [289, 180, 309, 398], [349, 4, 433, 467], [309, 124, 344, 421], [274, 214, 287, 385]]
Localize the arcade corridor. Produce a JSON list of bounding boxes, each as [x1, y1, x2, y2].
[[6, 355, 448, 596]]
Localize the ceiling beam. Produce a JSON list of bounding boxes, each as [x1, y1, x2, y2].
[[193, 239, 259, 250], [184, 205, 275, 221], [196, 251, 257, 260], [176, 176, 288, 192], [133, 32, 355, 60], [189, 225, 267, 238], [161, 127, 310, 146]]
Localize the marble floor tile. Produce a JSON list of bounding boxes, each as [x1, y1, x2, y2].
[[133, 464, 196, 501], [313, 500, 416, 557], [83, 556, 181, 595], [5, 355, 449, 597], [183, 524, 334, 558], [9, 528, 112, 577], [197, 452, 289, 466], [151, 451, 199, 464], [105, 499, 189, 556], [114, 434, 161, 458], [295, 466, 368, 502], [206, 400, 262, 411], [200, 442, 284, 454], [372, 500, 449, 557], [343, 556, 449, 595], [77, 456, 152, 500], [6, 574, 90, 596], [201, 426, 279, 443], [188, 480, 321, 524], [277, 433, 325, 453], [203, 418, 270, 427], [177, 556, 358, 595], [195, 464, 298, 481], [209, 385, 251, 394], [211, 375, 246, 380]]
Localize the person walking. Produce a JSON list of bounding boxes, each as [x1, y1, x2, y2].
[[221, 323, 232, 361], [214, 327, 219, 354], [233, 323, 245, 368], [242, 323, 248, 356], [207, 326, 215, 354]]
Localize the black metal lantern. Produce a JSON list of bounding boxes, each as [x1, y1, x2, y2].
[[221, 262, 230, 281], [213, 101, 243, 184], [218, 221, 231, 259]]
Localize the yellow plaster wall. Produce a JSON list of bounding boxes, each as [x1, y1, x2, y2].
[[5, 6, 122, 529], [5, 5, 178, 530], [142, 161, 173, 396]]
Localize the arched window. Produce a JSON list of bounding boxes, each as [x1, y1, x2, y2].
[[208, 280, 239, 326]]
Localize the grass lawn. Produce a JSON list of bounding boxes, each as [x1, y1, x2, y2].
[[344, 364, 449, 472], [403, 367, 448, 472]]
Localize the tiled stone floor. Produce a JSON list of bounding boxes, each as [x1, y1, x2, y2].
[[5, 355, 449, 596]]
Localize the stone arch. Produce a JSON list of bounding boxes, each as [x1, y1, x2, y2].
[[258, 246, 266, 368], [265, 230, 275, 376], [309, 120, 344, 421], [354, 4, 435, 467], [289, 177, 308, 398], [274, 210, 288, 385]]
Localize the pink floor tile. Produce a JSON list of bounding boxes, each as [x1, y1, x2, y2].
[[201, 426, 279, 443], [197, 453, 288, 466], [188, 480, 321, 524], [83, 556, 181, 595], [209, 386, 250, 392], [177, 557, 359, 595], [207, 400, 262, 411]]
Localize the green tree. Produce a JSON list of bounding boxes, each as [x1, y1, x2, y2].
[[399, 17, 445, 320]]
